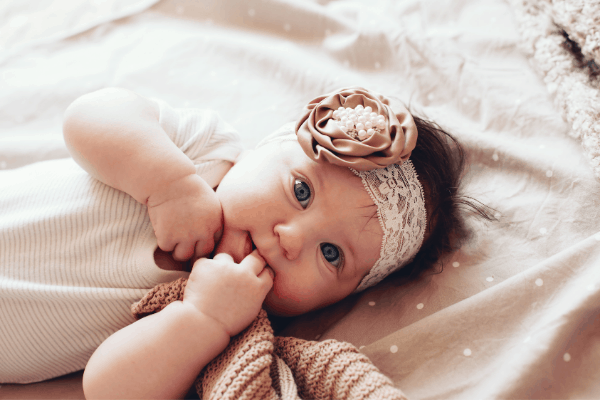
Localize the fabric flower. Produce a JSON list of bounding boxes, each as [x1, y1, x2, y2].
[[295, 87, 418, 171]]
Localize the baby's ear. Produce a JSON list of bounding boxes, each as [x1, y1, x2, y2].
[[234, 149, 254, 165]]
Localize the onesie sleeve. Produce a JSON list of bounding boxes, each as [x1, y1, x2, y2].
[[149, 97, 244, 188]]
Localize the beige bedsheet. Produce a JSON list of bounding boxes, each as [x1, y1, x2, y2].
[[1, 0, 599, 398]]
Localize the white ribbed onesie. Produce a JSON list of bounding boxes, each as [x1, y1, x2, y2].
[[0, 98, 244, 383]]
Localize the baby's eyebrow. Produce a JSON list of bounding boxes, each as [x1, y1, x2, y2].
[[344, 237, 358, 277], [311, 166, 325, 197], [358, 204, 379, 229], [346, 205, 379, 278]]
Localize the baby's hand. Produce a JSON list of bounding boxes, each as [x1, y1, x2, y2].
[[147, 174, 222, 261], [183, 250, 274, 336]]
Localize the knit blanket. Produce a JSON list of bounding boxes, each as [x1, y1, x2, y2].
[[131, 278, 407, 400], [506, 0, 600, 179]]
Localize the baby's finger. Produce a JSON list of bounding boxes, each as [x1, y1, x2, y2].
[[240, 249, 267, 276], [213, 252, 234, 263], [191, 256, 208, 269], [172, 242, 194, 261], [257, 266, 274, 292], [213, 226, 223, 245], [194, 238, 214, 260], [156, 236, 175, 253]]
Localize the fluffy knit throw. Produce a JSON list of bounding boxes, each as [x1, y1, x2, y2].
[[506, 0, 600, 179], [131, 278, 407, 400]]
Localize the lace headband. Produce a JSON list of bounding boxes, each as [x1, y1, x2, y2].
[[258, 87, 427, 291], [350, 162, 426, 291]]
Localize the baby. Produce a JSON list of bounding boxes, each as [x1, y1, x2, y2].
[[0, 87, 483, 398]]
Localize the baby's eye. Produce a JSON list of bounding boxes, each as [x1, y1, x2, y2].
[[320, 243, 342, 268], [294, 178, 311, 209]]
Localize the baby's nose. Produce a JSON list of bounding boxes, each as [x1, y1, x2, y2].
[[274, 223, 304, 261]]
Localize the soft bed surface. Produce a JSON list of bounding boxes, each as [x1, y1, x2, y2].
[[1, 0, 599, 398]]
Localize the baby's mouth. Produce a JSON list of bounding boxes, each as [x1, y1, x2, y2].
[[244, 231, 256, 259]]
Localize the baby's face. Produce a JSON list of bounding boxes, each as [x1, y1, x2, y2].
[[215, 139, 383, 316]]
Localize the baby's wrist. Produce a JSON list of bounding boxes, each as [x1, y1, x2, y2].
[[176, 300, 231, 339], [163, 301, 230, 363], [157, 301, 231, 372], [147, 173, 205, 206]]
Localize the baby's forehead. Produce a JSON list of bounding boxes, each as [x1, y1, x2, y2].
[[256, 136, 373, 204]]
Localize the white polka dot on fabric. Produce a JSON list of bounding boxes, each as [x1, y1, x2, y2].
[[563, 353, 571, 362], [248, 8, 256, 17], [427, 93, 434, 101], [546, 170, 553, 177], [486, 277, 494, 282], [535, 278, 544, 287], [284, 23, 291, 32], [368, 301, 376, 306], [492, 153, 499, 161], [494, 212, 502, 219], [416, 303, 424, 309], [452, 261, 460, 268], [540, 227, 547, 235], [390, 345, 398, 354], [463, 348, 472, 356]]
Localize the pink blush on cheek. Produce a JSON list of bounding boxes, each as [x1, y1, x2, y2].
[[263, 290, 303, 317], [264, 276, 321, 315]]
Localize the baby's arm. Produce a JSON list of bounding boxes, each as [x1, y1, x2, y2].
[[83, 250, 273, 399], [84, 300, 228, 399], [63, 88, 221, 260]]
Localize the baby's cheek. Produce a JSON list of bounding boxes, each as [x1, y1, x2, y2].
[[270, 278, 297, 302], [263, 278, 316, 316], [270, 274, 317, 302], [263, 290, 298, 316]]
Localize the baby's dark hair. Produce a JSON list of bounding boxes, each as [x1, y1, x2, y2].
[[394, 114, 495, 280]]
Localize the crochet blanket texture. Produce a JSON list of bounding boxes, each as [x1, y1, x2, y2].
[[507, 0, 600, 179], [131, 278, 407, 400]]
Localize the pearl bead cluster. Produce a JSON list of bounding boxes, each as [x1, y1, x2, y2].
[[331, 104, 386, 141]]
